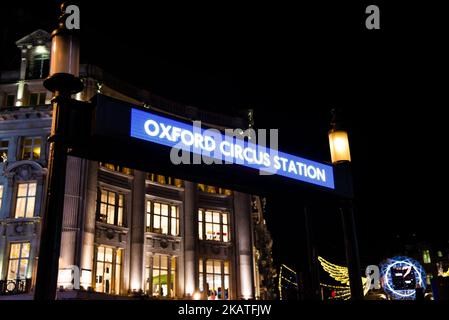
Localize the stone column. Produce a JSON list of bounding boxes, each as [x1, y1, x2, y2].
[[234, 191, 255, 299], [129, 170, 146, 292], [183, 181, 197, 297], [80, 160, 98, 289], [19, 47, 28, 80], [1, 176, 14, 219], [15, 47, 27, 107], [8, 137, 20, 162], [0, 165, 11, 279]]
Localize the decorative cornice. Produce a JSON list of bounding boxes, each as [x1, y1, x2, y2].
[[15, 29, 50, 47], [0, 105, 53, 121]]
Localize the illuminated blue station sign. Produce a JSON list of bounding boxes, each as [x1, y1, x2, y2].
[[130, 108, 334, 189]]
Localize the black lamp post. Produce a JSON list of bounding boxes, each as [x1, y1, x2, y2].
[[34, 2, 83, 300], [328, 108, 364, 300]]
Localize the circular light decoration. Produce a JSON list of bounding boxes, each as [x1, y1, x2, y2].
[[380, 256, 426, 300]]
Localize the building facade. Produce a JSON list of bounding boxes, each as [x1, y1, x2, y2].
[[0, 30, 275, 299], [397, 238, 449, 300]]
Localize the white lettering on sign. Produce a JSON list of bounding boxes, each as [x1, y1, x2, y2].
[[131, 108, 334, 189]]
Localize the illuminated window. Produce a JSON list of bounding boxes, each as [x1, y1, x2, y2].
[[0, 139, 9, 162], [426, 274, 433, 285], [197, 184, 232, 195], [158, 175, 166, 184], [145, 255, 177, 298], [199, 259, 230, 300], [27, 53, 49, 79], [7, 242, 31, 280], [99, 162, 132, 175], [97, 189, 124, 226], [423, 250, 431, 264], [146, 200, 179, 236], [198, 209, 230, 242], [174, 179, 183, 188], [21, 137, 41, 160], [219, 188, 233, 196], [29, 92, 47, 106], [14, 182, 37, 218], [147, 173, 183, 187], [95, 246, 122, 295]]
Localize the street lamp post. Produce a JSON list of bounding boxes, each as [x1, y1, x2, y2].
[[34, 2, 83, 300], [328, 108, 364, 300], [303, 205, 321, 300]]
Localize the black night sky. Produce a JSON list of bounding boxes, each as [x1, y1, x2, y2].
[[1, 1, 447, 272]]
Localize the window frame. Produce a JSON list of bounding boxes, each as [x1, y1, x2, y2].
[[146, 199, 179, 236], [7, 242, 31, 281], [0, 138, 9, 162], [29, 92, 47, 106], [14, 181, 37, 218], [147, 173, 183, 188], [423, 250, 431, 264], [198, 209, 230, 242], [197, 184, 232, 195], [99, 162, 132, 175], [145, 254, 177, 298], [27, 53, 50, 79], [199, 258, 230, 300], [5, 94, 15, 107], [94, 245, 122, 295], [96, 189, 125, 227], [20, 136, 42, 161]]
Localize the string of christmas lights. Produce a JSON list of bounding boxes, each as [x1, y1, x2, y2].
[[318, 256, 351, 285], [319, 283, 351, 289], [318, 256, 369, 299], [278, 264, 298, 300]]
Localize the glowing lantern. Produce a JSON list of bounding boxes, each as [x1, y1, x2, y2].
[[328, 108, 351, 164]]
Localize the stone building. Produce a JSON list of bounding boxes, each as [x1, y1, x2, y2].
[[0, 30, 275, 299]]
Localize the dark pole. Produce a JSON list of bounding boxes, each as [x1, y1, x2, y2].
[[340, 199, 364, 300], [34, 2, 83, 300], [329, 108, 364, 300], [304, 205, 320, 300]]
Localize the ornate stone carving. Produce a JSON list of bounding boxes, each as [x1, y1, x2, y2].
[[160, 240, 168, 249], [211, 245, 221, 255], [14, 223, 25, 235], [106, 228, 115, 240], [94, 222, 129, 246], [0, 222, 6, 237], [3, 160, 47, 181]]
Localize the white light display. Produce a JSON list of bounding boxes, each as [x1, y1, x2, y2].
[[380, 256, 426, 300]]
